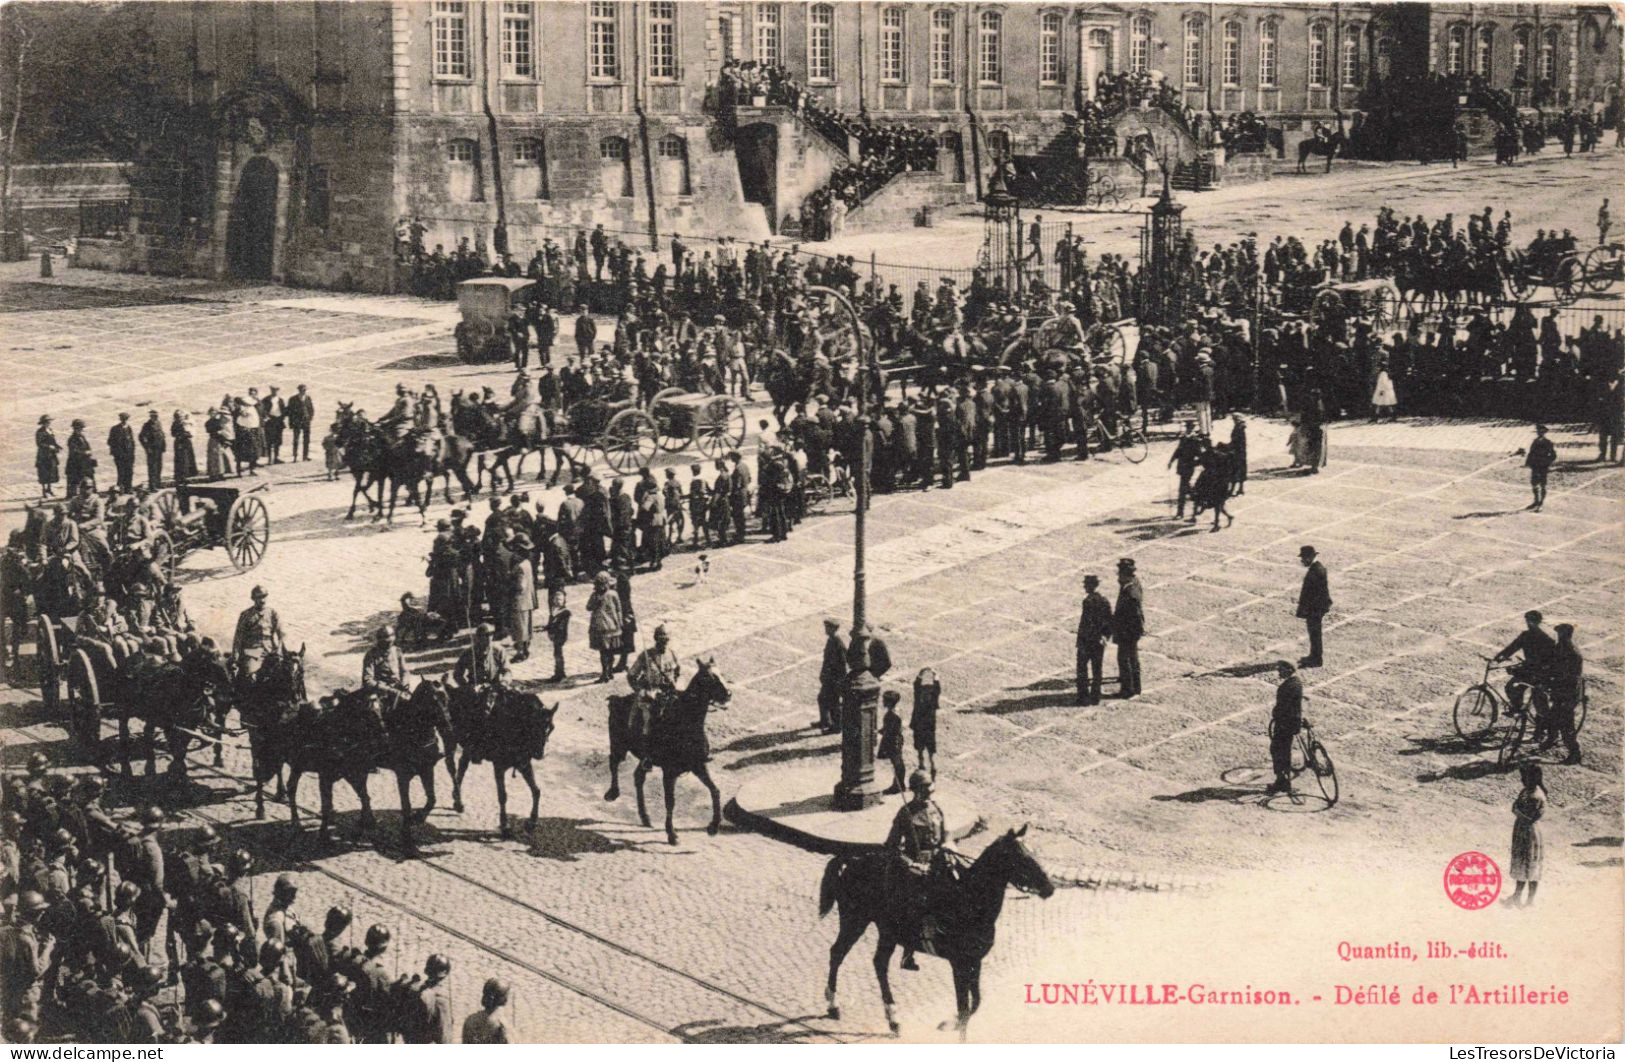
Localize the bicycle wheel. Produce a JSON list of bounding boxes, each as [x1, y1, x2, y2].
[[1308, 740, 1339, 806], [1451, 685, 1500, 741], [1115, 425, 1148, 464], [1496, 709, 1528, 768]]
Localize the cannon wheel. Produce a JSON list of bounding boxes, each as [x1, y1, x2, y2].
[[560, 437, 594, 472], [1500, 253, 1535, 301], [150, 530, 176, 582], [225, 495, 270, 570], [145, 489, 180, 533], [1582, 246, 1617, 294], [692, 396, 747, 459], [37, 617, 63, 714], [1552, 255, 1585, 305], [649, 388, 691, 452], [66, 647, 100, 747], [1371, 288, 1402, 332], [601, 408, 658, 473]]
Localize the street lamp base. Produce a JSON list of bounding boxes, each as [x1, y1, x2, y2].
[[832, 777, 887, 812]]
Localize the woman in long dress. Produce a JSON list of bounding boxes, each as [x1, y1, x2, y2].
[[1504, 762, 1546, 908], [586, 571, 623, 684], [204, 409, 226, 480], [1370, 358, 1398, 422], [171, 410, 198, 484], [35, 415, 61, 498]]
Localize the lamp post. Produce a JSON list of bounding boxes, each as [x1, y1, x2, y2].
[[808, 285, 885, 812]]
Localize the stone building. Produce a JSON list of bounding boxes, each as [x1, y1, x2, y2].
[[49, 2, 1622, 294]]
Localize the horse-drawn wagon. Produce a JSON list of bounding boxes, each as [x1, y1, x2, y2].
[[550, 390, 749, 474], [142, 482, 272, 572], [454, 277, 532, 364], [1304, 278, 1404, 331], [1498, 248, 1586, 305]]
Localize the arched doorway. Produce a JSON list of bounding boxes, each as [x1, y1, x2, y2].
[[226, 156, 278, 279]]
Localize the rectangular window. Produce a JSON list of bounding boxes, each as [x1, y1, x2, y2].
[[305, 165, 330, 228], [448, 139, 476, 162], [718, 15, 737, 62], [432, 1, 468, 79], [1258, 21, 1277, 87], [589, 1, 619, 80], [1343, 31, 1363, 86], [756, 5, 780, 66], [1475, 27, 1493, 79], [1447, 26, 1466, 76], [1221, 21, 1240, 87], [500, 2, 534, 79], [1040, 12, 1063, 85], [1512, 29, 1529, 83], [1539, 29, 1557, 84], [930, 9, 953, 83], [808, 4, 833, 82], [881, 8, 905, 83], [978, 12, 1001, 85], [1131, 16, 1150, 74], [1183, 20, 1203, 87], [1309, 24, 1329, 87], [648, 1, 676, 80]]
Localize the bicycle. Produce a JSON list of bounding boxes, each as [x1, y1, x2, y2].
[[1269, 716, 1339, 806], [1084, 418, 1149, 464], [1452, 656, 1589, 767]]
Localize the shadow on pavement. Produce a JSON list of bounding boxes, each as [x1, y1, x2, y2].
[[1397, 733, 1488, 757], [673, 1017, 837, 1044], [1151, 785, 1261, 805], [1415, 758, 1507, 783]]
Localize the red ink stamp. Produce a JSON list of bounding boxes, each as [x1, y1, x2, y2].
[[1444, 851, 1502, 910]]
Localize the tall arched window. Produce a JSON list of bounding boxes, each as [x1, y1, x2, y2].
[[1258, 20, 1278, 88], [1512, 27, 1531, 84], [1475, 25, 1494, 79], [1447, 24, 1467, 76], [599, 135, 632, 198], [1130, 15, 1151, 74], [1183, 17, 1204, 87], [1040, 12, 1065, 85], [1220, 20, 1241, 87], [1342, 25, 1363, 86], [1539, 27, 1558, 85], [1308, 23, 1329, 87], [512, 136, 548, 199], [447, 137, 483, 202], [656, 134, 691, 196], [807, 4, 834, 82], [978, 11, 1002, 85]]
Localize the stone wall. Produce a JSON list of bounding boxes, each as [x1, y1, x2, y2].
[[837, 172, 976, 237]]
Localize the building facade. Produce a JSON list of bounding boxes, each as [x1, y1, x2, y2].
[[53, 2, 1622, 294]]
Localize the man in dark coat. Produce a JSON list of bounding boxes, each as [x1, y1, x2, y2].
[[107, 413, 137, 494], [1075, 574, 1113, 706], [137, 411, 166, 491], [1168, 420, 1202, 518], [1113, 558, 1144, 698], [1524, 423, 1557, 511], [1295, 545, 1331, 667], [1229, 414, 1248, 495], [287, 384, 316, 462], [816, 618, 847, 733], [574, 305, 598, 360], [1266, 660, 1303, 794]]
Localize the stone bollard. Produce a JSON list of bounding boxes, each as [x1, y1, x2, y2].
[[40, 250, 53, 278]]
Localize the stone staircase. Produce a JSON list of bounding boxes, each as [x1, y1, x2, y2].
[[835, 171, 974, 236]]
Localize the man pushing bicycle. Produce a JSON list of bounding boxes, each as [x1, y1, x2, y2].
[[1493, 610, 1555, 742]]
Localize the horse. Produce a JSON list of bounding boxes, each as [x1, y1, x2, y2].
[[1296, 124, 1348, 174], [449, 393, 550, 494], [819, 825, 1055, 1038], [446, 682, 558, 838], [115, 648, 233, 781], [333, 407, 387, 520], [238, 646, 312, 821], [277, 687, 393, 847], [378, 679, 457, 854], [604, 661, 731, 845]]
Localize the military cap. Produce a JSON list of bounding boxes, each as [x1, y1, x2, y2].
[[324, 905, 354, 937], [1117, 558, 1136, 572], [273, 874, 298, 898], [364, 924, 391, 950], [425, 953, 452, 977], [139, 805, 165, 828], [908, 769, 933, 791], [17, 890, 49, 913], [435, 518, 451, 530]]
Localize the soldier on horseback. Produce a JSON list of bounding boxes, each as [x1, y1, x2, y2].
[[231, 585, 284, 689], [450, 622, 507, 756], [360, 627, 412, 705], [886, 769, 951, 971]]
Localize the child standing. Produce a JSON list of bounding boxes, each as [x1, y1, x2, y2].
[[878, 690, 906, 795]]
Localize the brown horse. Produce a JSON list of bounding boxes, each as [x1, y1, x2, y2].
[[604, 662, 731, 845], [446, 682, 558, 838], [819, 826, 1054, 1038]]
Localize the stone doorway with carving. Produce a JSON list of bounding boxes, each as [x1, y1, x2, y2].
[[225, 155, 279, 280]]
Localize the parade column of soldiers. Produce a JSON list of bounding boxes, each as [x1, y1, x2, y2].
[[1, 756, 521, 1043]]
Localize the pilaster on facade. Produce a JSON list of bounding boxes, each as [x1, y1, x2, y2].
[[391, 0, 413, 116]]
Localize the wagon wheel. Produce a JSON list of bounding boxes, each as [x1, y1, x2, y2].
[[648, 389, 691, 453], [145, 489, 180, 533], [1581, 247, 1613, 293], [224, 494, 270, 570], [1311, 289, 1343, 321], [560, 438, 594, 473], [1371, 288, 1401, 332], [37, 617, 62, 714], [1552, 255, 1584, 305], [150, 530, 176, 583], [66, 647, 100, 748], [600, 408, 658, 474], [1087, 325, 1127, 364], [1500, 253, 1534, 301], [692, 396, 747, 460]]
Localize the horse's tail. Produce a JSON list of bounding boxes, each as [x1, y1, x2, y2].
[[818, 855, 847, 918]]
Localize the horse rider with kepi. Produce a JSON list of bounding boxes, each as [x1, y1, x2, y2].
[[454, 622, 509, 688], [627, 624, 681, 735], [887, 769, 949, 971], [231, 584, 284, 686], [360, 626, 412, 705]]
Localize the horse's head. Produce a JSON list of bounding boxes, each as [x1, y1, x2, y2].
[[980, 824, 1055, 899], [258, 645, 308, 703], [690, 657, 732, 710]]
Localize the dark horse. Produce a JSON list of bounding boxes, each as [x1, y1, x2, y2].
[[1296, 112, 1349, 174], [114, 649, 233, 780], [379, 679, 457, 854], [333, 405, 479, 524], [238, 646, 310, 821], [605, 661, 731, 845], [819, 826, 1054, 1037], [446, 681, 558, 838]]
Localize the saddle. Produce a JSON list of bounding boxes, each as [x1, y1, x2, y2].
[[886, 850, 966, 957]]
